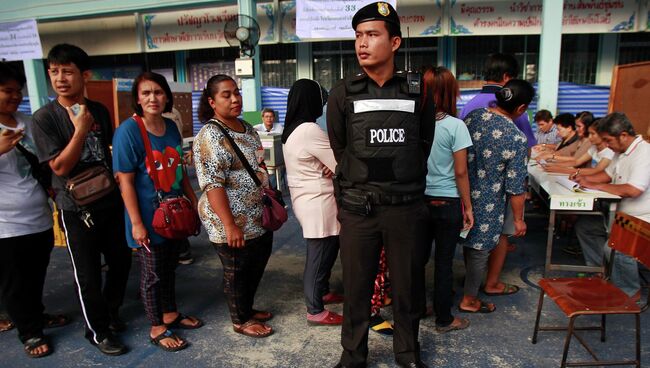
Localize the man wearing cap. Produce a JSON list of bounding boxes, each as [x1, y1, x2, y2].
[[327, 2, 434, 367]]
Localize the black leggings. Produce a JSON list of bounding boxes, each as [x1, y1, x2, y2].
[[214, 231, 273, 324]]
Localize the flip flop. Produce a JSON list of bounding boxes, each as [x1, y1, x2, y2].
[[435, 318, 470, 333], [0, 319, 14, 332], [150, 329, 188, 352], [369, 315, 393, 336], [166, 313, 204, 330], [43, 313, 70, 329], [482, 283, 520, 296], [458, 301, 496, 314], [233, 320, 274, 338], [252, 309, 273, 322], [24, 336, 52, 358]]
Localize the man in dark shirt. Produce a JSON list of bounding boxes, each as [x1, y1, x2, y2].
[[31, 44, 131, 356], [327, 3, 434, 368]]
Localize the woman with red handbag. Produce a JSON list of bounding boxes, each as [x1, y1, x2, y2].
[[193, 74, 275, 338], [112, 72, 202, 352]]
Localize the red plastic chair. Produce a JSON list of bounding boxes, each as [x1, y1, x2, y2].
[[532, 212, 650, 367]]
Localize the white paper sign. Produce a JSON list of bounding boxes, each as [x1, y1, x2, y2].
[[0, 19, 43, 61], [550, 196, 595, 210], [296, 0, 397, 39]]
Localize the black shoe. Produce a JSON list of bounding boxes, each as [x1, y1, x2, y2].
[[396, 361, 428, 368], [94, 336, 127, 356]]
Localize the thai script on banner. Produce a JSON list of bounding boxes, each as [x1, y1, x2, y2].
[[143, 4, 275, 52], [0, 19, 43, 61], [450, 0, 638, 36]]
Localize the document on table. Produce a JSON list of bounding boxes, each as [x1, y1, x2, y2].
[[555, 177, 600, 193]]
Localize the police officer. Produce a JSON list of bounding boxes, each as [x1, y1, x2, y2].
[[327, 3, 435, 368]]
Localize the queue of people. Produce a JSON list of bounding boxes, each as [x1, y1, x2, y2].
[[1, 2, 648, 366]]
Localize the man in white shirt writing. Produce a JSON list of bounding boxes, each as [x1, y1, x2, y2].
[[573, 112, 650, 298]]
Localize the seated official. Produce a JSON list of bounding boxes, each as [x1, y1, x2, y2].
[[254, 108, 283, 134], [536, 113, 581, 160], [573, 112, 650, 299], [533, 109, 561, 148], [542, 119, 613, 177]]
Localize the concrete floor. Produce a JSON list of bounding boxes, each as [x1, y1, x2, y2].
[[1, 188, 648, 368]]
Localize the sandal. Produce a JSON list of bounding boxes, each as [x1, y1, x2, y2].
[[233, 320, 273, 338], [43, 313, 70, 329], [435, 317, 470, 333], [458, 300, 496, 314], [166, 313, 204, 330], [369, 315, 393, 336], [150, 330, 188, 352], [0, 319, 14, 332], [252, 309, 273, 322], [482, 283, 520, 296], [24, 336, 52, 358]]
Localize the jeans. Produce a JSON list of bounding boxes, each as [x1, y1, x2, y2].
[[424, 197, 463, 327]]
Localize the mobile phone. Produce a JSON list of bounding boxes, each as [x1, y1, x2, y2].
[[459, 229, 470, 239], [70, 103, 81, 116]]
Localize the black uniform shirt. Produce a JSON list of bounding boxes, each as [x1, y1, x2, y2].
[[327, 71, 435, 179]]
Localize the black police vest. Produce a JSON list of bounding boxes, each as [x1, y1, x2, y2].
[[338, 75, 426, 194]]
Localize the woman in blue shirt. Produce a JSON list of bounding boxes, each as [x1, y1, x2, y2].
[[422, 66, 473, 332], [113, 72, 201, 352]]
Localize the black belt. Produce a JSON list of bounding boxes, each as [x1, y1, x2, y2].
[[366, 191, 422, 205]]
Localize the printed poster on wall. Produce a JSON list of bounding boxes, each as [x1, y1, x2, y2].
[[288, 0, 442, 42], [450, 0, 639, 36], [295, 0, 397, 39], [143, 3, 276, 52], [0, 19, 43, 61]]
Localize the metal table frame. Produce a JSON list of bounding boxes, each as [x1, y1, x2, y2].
[[528, 163, 621, 275]]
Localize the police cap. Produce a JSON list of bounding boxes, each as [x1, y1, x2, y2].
[[352, 2, 400, 30]]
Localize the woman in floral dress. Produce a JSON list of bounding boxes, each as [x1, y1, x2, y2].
[[459, 80, 534, 313]]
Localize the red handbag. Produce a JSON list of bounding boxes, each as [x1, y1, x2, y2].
[[134, 115, 201, 239], [262, 187, 288, 231]]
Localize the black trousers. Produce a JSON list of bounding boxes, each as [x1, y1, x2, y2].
[[339, 201, 429, 367], [424, 197, 463, 328], [304, 236, 340, 314], [213, 231, 273, 325], [60, 207, 132, 344], [0, 229, 54, 343]]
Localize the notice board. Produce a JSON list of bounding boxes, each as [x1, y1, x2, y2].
[[609, 61, 650, 139]]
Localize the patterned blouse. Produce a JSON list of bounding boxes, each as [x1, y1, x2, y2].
[[461, 108, 528, 251], [193, 119, 268, 244]]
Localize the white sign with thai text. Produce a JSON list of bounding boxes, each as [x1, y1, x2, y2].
[[296, 0, 397, 39], [0, 19, 43, 61], [550, 196, 595, 210]]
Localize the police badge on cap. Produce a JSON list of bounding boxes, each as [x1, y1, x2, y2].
[[352, 2, 400, 29]]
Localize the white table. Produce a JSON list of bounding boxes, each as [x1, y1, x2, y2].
[[527, 163, 621, 274]]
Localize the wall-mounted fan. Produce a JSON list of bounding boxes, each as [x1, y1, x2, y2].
[[224, 14, 260, 57]]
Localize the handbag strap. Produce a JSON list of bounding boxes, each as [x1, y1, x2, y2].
[[208, 120, 262, 187], [15, 142, 41, 174], [133, 114, 163, 192]]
